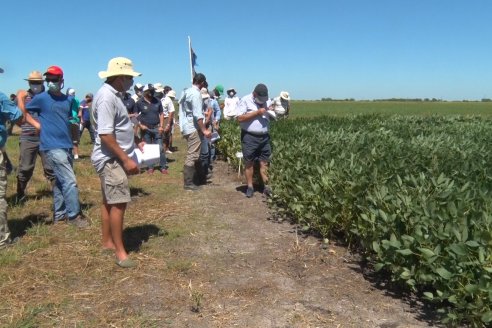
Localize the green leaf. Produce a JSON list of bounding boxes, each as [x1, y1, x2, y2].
[[482, 311, 492, 323], [423, 292, 433, 300], [372, 241, 380, 253], [374, 263, 385, 272], [449, 243, 467, 256], [418, 248, 435, 258], [396, 249, 413, 256], [465, 240, 480, 247], [435, 267, 453, 280], [464, 284, 479, 294]]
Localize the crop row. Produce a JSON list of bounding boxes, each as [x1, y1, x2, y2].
[[217, 115, 492, 326]]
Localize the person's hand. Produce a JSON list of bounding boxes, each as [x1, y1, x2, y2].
[[202, 129, 212, 139], [158, 126, 164, 135], [164, 124, 171, 133], [16, 89, 28, 100], [137, 141, 145, 152], [257, 107, 267, 115], [139, 123, 148, 131], [123, 157, 139, 175]]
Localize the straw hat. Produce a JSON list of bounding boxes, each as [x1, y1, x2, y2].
[[98, 57, 141, 79], [25, 71, 44, 81], [201, 88, 210, 99]]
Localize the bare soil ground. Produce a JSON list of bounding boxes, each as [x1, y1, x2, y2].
[[0, 132, 439, 327]]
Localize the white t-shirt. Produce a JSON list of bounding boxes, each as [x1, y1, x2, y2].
[[161, 96, 175, 118], [223, 96, 239, 118]]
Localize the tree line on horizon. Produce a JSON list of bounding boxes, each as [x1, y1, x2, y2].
[[318, 97, 492, 102]]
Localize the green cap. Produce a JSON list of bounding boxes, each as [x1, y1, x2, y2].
[[214, 84, 224, 95]]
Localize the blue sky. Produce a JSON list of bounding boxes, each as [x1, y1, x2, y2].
[[1, 0, 491, 101]]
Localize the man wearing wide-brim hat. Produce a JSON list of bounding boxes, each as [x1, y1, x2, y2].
[[91, 56, 144, 268], [15, 71, 55, 203], [0, 67, 23, 248]]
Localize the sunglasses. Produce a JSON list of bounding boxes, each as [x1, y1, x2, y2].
[[29, 81, 44, 85], [45, 77, 61, 83]]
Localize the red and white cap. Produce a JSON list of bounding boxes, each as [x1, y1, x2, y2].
[[43, 65, 64, 77]]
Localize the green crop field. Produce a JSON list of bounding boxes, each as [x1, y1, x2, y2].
[[290, 100, 492, 117], [218, 102, 492, 326]]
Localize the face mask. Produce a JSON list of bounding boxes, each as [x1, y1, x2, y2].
[[229, 92, 235, 97], [47, 81, 62, 92], [30, 84, 43, 94], [254, 97, 265, 106]]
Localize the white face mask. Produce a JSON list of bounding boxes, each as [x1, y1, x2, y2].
[[29, 84, 43, 94], [254, 97, 265, 106], [47, 81, 62, 92]]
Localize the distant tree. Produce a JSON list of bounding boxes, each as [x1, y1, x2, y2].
[[481, 98, 492, 102]]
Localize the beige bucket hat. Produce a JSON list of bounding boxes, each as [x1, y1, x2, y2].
[[98, 57, 141, 79], [25, 71, 44, 81], [280, 91, 290, 101]]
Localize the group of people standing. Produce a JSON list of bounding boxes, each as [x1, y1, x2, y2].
[[0, 56, 291, 268]]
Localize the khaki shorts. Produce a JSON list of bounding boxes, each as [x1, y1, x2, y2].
[[99, 160, 131, 204]]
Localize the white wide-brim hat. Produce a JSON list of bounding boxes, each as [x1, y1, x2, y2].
[[280, 91, 290, 101], [98, 57, 141, 79]]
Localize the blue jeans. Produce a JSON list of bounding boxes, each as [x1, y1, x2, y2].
[[44, 149, 80, 221], [142, 128, 167, 169]]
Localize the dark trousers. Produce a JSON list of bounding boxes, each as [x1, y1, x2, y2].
[[17, 139, 55, 184]]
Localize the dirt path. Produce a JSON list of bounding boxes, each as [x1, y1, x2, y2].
[[133, 160, 436, 328]]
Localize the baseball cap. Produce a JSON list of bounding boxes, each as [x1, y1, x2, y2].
[[44, 65, 64, 77], [253, 83, 269, 103], [167, 90, 176, 98], [67, 88, 75, 96], [214, 84, 224, 95]]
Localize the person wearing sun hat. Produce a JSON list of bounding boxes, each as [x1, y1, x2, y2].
[[223, 87, 239, 120], [91, 56, 144, 268], [271, 91, 291, 118], [236, 83, 274, 198], [0, 67, 23, 248], [15, 71, 55, 203], [22, 65, 89, 228]]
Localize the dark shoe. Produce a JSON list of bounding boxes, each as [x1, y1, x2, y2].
[[246, 186, 254, 198], [263, 185, 272, 197], [160, 169, 169, 175], [68, 215, 89, 228], [183, 165, 200, 191], [116, 257, 137, 268]]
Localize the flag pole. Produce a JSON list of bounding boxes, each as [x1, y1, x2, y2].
[[188, 36, 193, 83]]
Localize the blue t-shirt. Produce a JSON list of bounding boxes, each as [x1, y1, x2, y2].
[[80, 99, 91, 121], [26, 91, 73, 151], [0, 92, 22, 148]]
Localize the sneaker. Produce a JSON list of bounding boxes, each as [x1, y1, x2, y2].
[[263, 186, 272, 197], [68, 215, 89, 228], [147, 168, 155, 174], [165, 149, 173, 154], [160, 169, 169, 175], [245, 186, 254, 198]]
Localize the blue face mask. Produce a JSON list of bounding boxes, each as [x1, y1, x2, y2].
[[47, 81, 62, 92]]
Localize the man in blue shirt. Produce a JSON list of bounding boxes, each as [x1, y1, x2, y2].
[[79, 93, 95, 144], [0, 67, 24, 248], [23, 65, 88, 228], [178, 73, 211, 190]]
